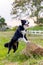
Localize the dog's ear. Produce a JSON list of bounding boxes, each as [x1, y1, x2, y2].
[[21, 20, 26, 25]]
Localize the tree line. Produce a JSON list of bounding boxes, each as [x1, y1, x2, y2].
[[11, 0, 43, 24]]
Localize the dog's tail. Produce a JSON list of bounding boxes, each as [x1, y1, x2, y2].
[[4, 43, 9, 48], [4, 42, 11, 54]]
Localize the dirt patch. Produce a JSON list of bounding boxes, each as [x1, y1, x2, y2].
[[38, 60, 43, 65], [1, 60, 18, 65], [5, 62, 18, 65], [22, 42, 43, 56]]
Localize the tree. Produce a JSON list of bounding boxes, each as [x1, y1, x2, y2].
[[11, 0, 42, 23], [0, 16, 7, 30], [33, 0, 41, 23], [11, 0, 31, 19]]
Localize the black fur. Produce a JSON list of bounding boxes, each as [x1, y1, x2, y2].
[[4, 20, 29, 54]]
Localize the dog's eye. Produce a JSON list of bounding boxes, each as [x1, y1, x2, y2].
[[28, 22, 29, 24]]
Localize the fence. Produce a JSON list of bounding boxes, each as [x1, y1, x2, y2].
[[28, 30, 43, 35]]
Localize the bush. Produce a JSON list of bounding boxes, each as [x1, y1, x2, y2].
[[38, 18, 43, 23], [5, 26, 18, 31], [27, 25, 43, 30], [12, 26, 18, 31]]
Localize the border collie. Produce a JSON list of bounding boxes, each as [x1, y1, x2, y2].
[[4, 20, 29, 54]]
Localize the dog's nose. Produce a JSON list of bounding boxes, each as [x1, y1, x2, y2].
[[28, 22, 29, 24]]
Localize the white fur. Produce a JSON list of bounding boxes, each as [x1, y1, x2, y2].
[[19, 20, 29, 43], [21, 30, 26, 36], [22, 37, 29, 43]]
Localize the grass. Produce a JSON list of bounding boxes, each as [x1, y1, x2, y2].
[[0, 31, 43, 65], [27, 25, 43, 30]]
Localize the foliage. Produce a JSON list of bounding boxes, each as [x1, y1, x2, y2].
[[0, 16, 6, 27], [6, 26, 18, 31], [33, 0, 41, 5], [11, 0, 42, 21], [38, 18, 43, 23], [27, 25, 43, 30], [0, 16, 7, 31], [11, 26, 18, 31], [33, 0, 42, 23], [0, 17, 5, 24], [11, 0, 31, 18]]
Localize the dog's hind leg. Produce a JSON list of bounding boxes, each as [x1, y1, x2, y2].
[[13, 41, 19, 53], [8, 39, 15, 54]]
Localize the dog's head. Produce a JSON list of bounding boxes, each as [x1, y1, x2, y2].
[[21, 20, 29, 27]]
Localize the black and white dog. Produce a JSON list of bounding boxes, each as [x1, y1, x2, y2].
[[4, 20, 29, 54]]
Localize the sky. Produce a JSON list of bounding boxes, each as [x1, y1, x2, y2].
[[0, 0, 13, 22]]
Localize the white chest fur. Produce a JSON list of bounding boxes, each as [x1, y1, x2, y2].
[[21, 30, 26, 36], [18, 30, 29, 43]]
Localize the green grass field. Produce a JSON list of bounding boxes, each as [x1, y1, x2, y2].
[[0, 31, 43, 65], [28, 25, 43, 30]]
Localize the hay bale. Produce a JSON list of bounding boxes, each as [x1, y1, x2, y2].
[[22, 42, 43, 56]]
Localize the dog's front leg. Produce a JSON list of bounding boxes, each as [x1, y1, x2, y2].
[[23, 34, 29, 43]]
